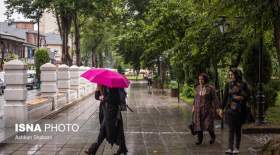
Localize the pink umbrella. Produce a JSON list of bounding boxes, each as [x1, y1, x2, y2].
[[81, 68, 130, 88]]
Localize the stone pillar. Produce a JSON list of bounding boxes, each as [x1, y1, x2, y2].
[[57, 64, 70, 103], [79, 66, 86, 96], [70, 65, 80, 99], [3, 60, 28, 127], [40, 63, 57, 110], [80, 66, 89, 95]]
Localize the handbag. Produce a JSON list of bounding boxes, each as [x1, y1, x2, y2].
[[188, 112, 196, 135], [216, 108, 223, 119]]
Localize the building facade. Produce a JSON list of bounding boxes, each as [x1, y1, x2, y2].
[[0, 21, 46, 70]]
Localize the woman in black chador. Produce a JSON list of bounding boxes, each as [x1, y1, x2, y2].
[[223, 68, 250, 154], [85, 85, 128, 155]]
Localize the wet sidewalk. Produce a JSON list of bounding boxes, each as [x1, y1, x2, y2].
[[0, 81, 259, 155]]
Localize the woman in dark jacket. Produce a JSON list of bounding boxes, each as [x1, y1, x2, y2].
[[223, 68, 250, 154], [85, 85, 128, 155], [192, 73, 221, 145]]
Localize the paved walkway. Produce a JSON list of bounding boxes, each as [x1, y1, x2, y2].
[[0, 81, 259, 155]]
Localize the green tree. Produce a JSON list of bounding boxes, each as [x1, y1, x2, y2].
[[243, 40, 274, 111], [34, 48, 50, 83], [243, 41, 272, 85], [72, 0, 96, 66]]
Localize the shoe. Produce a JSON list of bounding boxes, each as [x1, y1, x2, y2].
[[114, 147, 128, 155], [195, 132, 203, 145], [209, 135, 215, 144], [114, 150, 128, 155], [209, 131, 215, 144], [233, 148, 240, 154], [225, 149, 233, 154], [195, 141, 202, 145], [85, 143, 98, 155], [84, 151, 92, 155]]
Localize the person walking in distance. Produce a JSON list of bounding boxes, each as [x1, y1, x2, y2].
[[147, 71, 153, 93]]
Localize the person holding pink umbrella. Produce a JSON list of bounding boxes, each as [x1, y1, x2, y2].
[[82, 69, 129, 155]]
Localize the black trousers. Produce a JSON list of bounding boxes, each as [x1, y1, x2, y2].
[[197, 130, 215, 143], [228, 123, 242, 150], [226, 109, 242, 150], [90, 110, 127, 154]]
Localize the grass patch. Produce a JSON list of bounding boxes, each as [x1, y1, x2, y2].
[[126, 75, 144, 80], [180, 94, 194, 106], [265, 92, 280, 125]]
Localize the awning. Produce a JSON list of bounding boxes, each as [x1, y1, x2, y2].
[[23, 42, 36, 48], [0, 32, 25, 43]]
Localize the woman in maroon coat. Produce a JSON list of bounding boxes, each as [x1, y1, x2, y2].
[[192, 73, 221, 145]]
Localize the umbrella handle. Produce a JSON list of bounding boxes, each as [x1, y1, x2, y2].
[[126, 105, 134, 112]]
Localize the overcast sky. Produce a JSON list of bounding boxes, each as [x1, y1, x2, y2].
[[0, 0, 28, 22]]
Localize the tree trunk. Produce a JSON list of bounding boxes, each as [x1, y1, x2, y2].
[[55, 9, 72, 66], [64, 25, 72, 66], [98, 52, 103, 67], [92, 47, 97, 67], [91, 37, 103, 67], [74, 12, 81, 66]]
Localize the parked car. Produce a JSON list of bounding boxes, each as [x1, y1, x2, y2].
[[0, 78, 5, 95], [26, 70, 37, 90]]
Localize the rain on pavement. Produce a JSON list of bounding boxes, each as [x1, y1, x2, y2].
[[0, 81, 258, 155]]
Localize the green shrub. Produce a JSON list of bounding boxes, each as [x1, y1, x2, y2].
[[242, 40, 274, 111], [262, 80, 280, 109], [4, 52, 18, 62], [35, 48, 50, 83], [270, 79, 280, 91], [181, 83, 195, 98], [263, 82, 278, 109], [169, 80, 178, 89]]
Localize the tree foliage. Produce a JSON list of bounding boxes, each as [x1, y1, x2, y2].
[[243, 40, 272, 85], [34, 48, 50, 83], [6, 0, 279, 108]]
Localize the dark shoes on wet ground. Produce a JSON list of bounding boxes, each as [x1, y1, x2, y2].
[[209, 135, 215, 144], [84, 143, 128, 155], [84, 142, 98, 155], [195, 141, 202, 145], [114, 147, 128, 155]]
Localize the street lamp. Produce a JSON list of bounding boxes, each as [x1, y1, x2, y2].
[[216, 15, 265, 125], [36, 11, 41, 49], [256, 2, 265, 125], [216, 16, 229, 129]]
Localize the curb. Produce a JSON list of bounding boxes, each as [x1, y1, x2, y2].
[[248, 147, 262, 155], [42, 92, 94, 119], [243, 127, 280, 134]]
